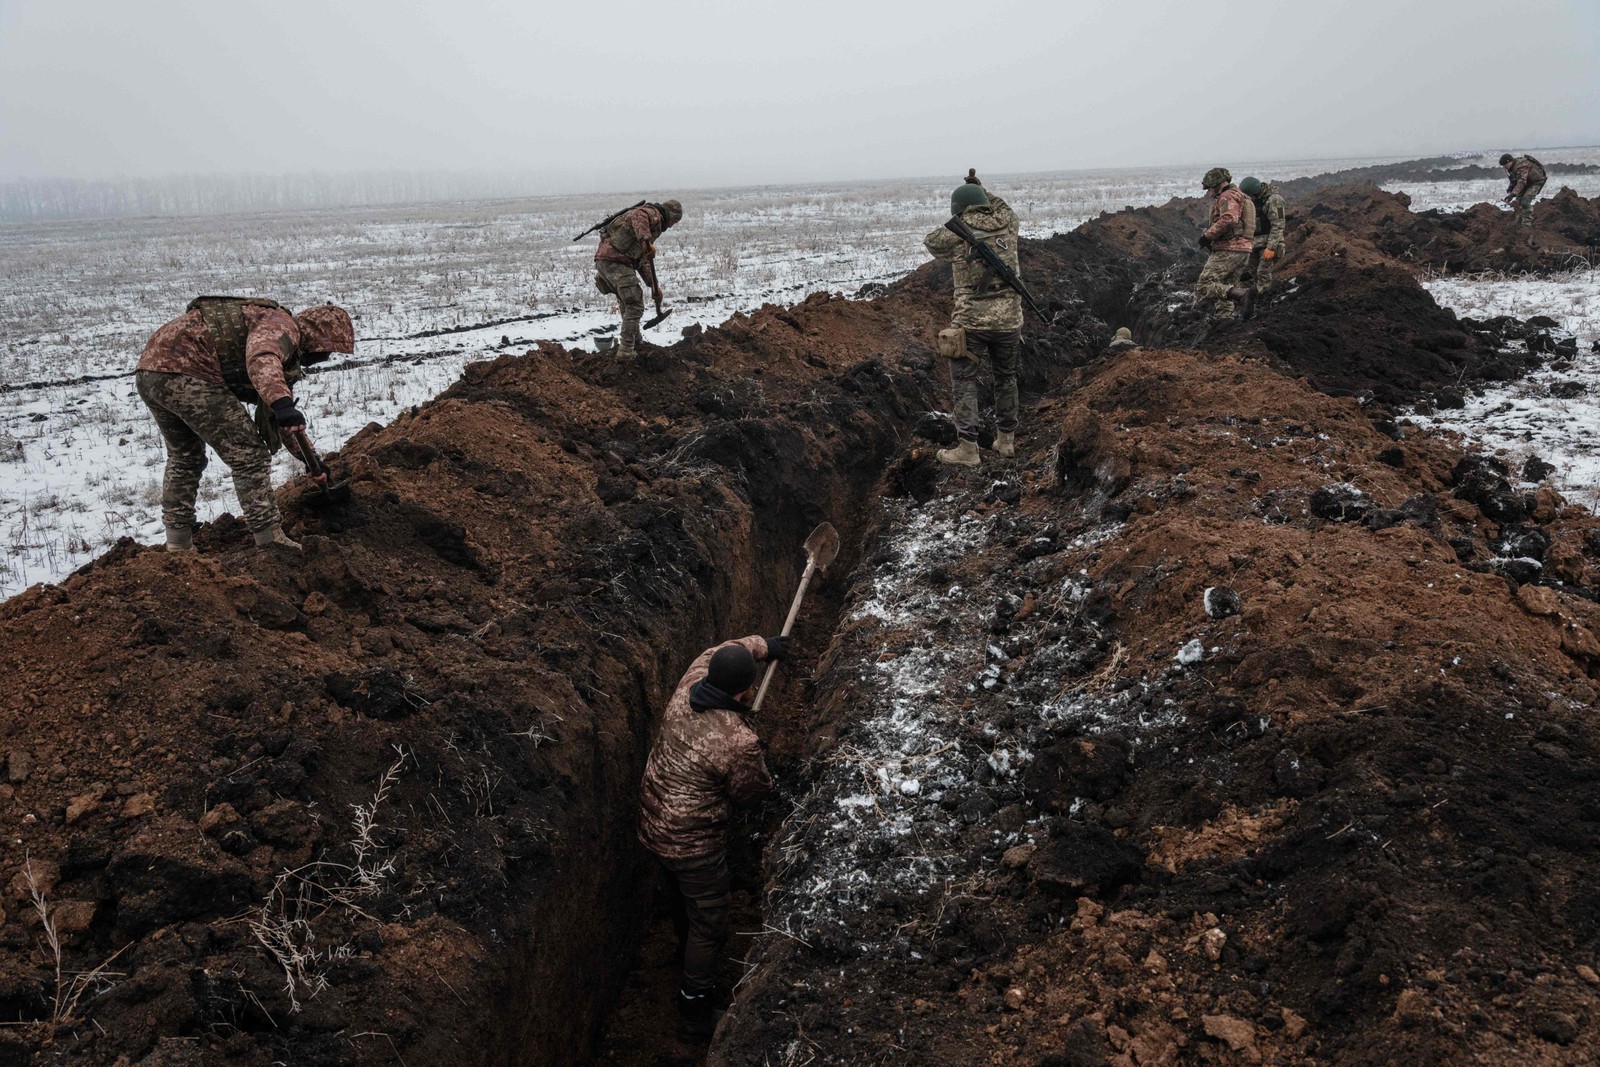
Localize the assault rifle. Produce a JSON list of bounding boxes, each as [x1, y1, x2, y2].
[[572, 199, 647, 242], [944, 215, 1049, 323]]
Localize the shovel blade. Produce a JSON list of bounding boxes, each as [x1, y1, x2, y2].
[[643, 308, 673, 331], [804, 522, 841, 572], [306, 479, 352, 509]]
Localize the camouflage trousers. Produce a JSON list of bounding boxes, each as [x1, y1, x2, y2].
[[1195, 251, 1253, 320], [136, 370, 280, 536], [660, 851, 730, 997], [948, 329, 1020, 442], [595, 258, 644, 354], [1513, 181, 1544, 228], [1246, 245, 1280, 293]]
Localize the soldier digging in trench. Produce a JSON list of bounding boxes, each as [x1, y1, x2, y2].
[[1194, 167, 1257, 329], [924, 170, 1024, 468], [593, 198, 683, 360], [136, 296, 355, 553], [637, 634, 789, 1042], [1238, 175, 1286, 299], [1500, 152, 1547, 243]]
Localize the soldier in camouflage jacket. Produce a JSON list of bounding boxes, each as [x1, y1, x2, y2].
[[1240, 177, 1286, 294], [924, 171, 1024, 467], [136, 299, 353, 552], [1195, 168, 1257, 323], [594, 199, 683, 358], [1500, 153, 1547, 232], [637, 634, 788, 1039]]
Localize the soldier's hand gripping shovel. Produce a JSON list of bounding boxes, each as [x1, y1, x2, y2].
[[644, 282, 672, 331], [751, 522, 841, 713], [283, 426, 352, 507]]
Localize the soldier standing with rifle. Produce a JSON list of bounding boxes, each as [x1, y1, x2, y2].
[[136, 297, 355, 553], [587, 198, 683, 360], [923, 170, 1046, 468]]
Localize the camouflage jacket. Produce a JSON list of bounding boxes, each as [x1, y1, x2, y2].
[[137, 304, 299, 405], [1507, 156, 1547, 198], [596, 204, 666, 267], [638, 636, 774, 860], [924, 196, 1024, 332], [1250, 184, 1286, 253], [1203, 186, 1256, 253]]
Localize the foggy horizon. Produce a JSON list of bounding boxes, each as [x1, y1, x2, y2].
[[2, 0, 1595, 192]]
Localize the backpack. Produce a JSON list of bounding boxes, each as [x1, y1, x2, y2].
[[186, 295, 298, 404]]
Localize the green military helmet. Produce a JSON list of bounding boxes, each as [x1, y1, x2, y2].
[[951, 168, 989, 215], [1239, 176, 1263, 197], [1201, 167, 1232, 190]]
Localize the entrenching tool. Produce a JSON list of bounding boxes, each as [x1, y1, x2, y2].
[[751, 522, 841, 713], [283, 426, 351, 506], [643, 307, 673, 331]]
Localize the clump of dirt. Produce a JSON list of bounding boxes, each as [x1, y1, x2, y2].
[[714, 347, 1600, 1066]]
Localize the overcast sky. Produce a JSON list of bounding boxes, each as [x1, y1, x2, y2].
[[1, 0, 1596, 190]]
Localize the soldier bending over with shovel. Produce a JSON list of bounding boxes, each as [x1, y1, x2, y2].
[[136, 296, 354, 553]]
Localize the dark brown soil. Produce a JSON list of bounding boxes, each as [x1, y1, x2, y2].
[[0, 162, 1596, 1067]]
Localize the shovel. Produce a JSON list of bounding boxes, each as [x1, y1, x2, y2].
[[283, 426, 352, 507], [642, 308, 674, 331], [751, 522, 841, 713]]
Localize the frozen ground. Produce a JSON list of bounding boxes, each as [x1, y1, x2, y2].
[[2, 152, 1596, 599], [1416, 270, 1600, 510]]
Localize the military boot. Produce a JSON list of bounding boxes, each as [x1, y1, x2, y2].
[[936, 439, 980, 467], [254, 526, 302, 552], [1227, 286, 1254, 322], [675, 989, 723, 1043], [993, 431, 1016, 457]]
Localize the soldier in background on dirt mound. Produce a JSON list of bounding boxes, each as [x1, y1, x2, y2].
[[136, 297, 355, 553], [1101, 327, 1139, 357], [1239, 176, 1286, 297], [637, 634, 789, 1042], [1194, 167, 1257, 328], [594, 199, 683, 359], [924, 169, 1023, 468], [1500, 152, 1547, 238]]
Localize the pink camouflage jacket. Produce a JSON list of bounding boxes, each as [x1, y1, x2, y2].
[[138, 303, 353, 405], [595, 204, 666, 266], [1203, 186, 1257, 253], [637, 636, 774, 861]]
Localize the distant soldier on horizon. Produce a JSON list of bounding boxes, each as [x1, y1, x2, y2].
[[924, 170, 1024, 468], [1500, 152, 1547, 239], [1239, 176, 1286, 299], [1194, 167, 1256, 327], [593, 199, 683, 360], [136, 297, 354, 553]]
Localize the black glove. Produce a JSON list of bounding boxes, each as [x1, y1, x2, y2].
[[1198, 233, 1213, 250], [764, 635, 791, 662], [270, 397, 305, 428]]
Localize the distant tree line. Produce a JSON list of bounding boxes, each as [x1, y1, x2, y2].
[[0, 170, 585, 222]]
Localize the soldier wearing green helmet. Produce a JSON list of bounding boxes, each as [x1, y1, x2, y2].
[[924, 169, 1024, 468], [1238, 176, 1286, 296], [1194, 167, 1256, 325], [1499, 153, 1547, 237]]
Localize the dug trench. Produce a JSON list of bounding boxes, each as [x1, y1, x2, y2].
[[0, 166, 1595, 1067]]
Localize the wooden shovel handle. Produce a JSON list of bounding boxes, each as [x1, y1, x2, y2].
[[750, 559, 817, 714]]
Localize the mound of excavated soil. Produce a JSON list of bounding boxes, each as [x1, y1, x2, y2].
[[1299, 185, 1600, 273], [714, 347, 1600, 1066], [0, 287, 949, 1066]]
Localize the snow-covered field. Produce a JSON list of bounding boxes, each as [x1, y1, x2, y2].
[[2, 151, 1596, 599], [1417, 270, 1600, 509], [1383, 147, 1600, 212]]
